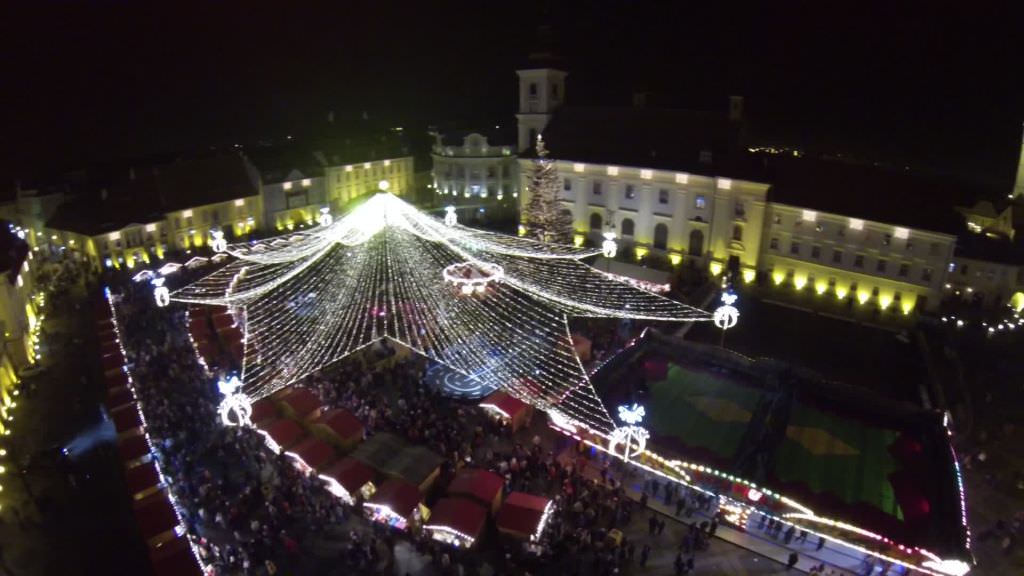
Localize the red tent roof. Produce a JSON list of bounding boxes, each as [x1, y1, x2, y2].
[[150, 535, 203, 576], [287, 437, 336, 472], [480, 390, 527, 419], [133, 493, 180, 541], [316, 408, 363, 439], [428, 497, 488, 541], [106, 387, 134, 410], [112, 404, 144, 433], [102, 352, 126, 372], [251, 398, 278, 423], [447, 468, 503, 505], [119, 435, 151, 463], [260, 419, 306, 450], [279, 388, 321, 419], [322, 457, 375, 493], [368, 479, 421, 519], [126, 461, 162, 497], [496, 492, 551, 538], [100, 340, 121, 357], [212, 312, 235, 330], [105, 370, 130, 390]]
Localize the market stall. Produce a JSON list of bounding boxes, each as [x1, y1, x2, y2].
[[446, 468, 504, 515], [125, 460, 163, 500], [496, 492, 554, 542], [363, 478, 424, 531], [319, 457, 376, 505], [285, 436, 337, 474], [119, 434, 151, 466], [479, 390, 533, 432], [250, 397, 278, 426], [257, 419, 306, 453], [311, 408, 364, 452], [133, 492, 182, 549], [149, 535, 203, 576], [277, 387, 322, 421], [424, 497, 488, 548], [111, 403, 144, 438]]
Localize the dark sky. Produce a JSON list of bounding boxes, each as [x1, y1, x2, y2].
[[2, 1, 1022, 191]]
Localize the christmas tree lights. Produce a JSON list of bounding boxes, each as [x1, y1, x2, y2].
[[172, 193, 712, 432]]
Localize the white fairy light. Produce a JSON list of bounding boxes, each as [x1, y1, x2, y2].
[[152, 277, 170, 307], [444, 205, 457, 227], [169, 193, 714, 433], [609, 403, 649, 461]]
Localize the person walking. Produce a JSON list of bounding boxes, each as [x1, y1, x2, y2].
[[648, 514, 658, 535], [675, 498, 685, 517], [657, 519, 666, 536], [640, 544, 651, 567], [787, 552, 799, 571], [816, 536, 826, 551], [784, 525, 796, 545]]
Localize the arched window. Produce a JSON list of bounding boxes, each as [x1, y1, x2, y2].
[[654, 223, 668, 250], [589, 213, 603, 232], [732, 225, 743, 241], [621, 218, 635, 237], [688, 229, 704, 256]]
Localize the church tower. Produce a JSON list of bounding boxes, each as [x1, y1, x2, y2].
[[516, 68, 567, 153]]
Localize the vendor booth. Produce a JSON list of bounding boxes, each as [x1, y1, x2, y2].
[[479, 390, 533, 432], [277, 387, 322, 420], [311, 408, 364, 452], [285, 436, 336, 474], [496, 492, 554, 542], [364, 478, 425, 531], [133, 492, 182, 549], [320, 457, 376, 505], [119, 434, 151, 466], [424, 497, 488, 548], [250, 397, 278, 426], [258, 419, 306, 453], [446, 468, 504, 515], [149, 535, 203, 576], [125, 460, 164, 501], [111, 403, 144, 438]]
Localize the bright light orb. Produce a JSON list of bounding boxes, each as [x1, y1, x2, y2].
[[602, 231, 618, 259], [211, 229, 227, 253], [152, 277, 170, 307], [713, 291, 739, 330], [317, 206, 333, 227], [378, 179, 390, 191]]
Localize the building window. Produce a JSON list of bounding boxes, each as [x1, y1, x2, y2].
[[877, 259, 887, 273], [773, 214, 782, 225], [811, 245, 821, 259], [621, 218, 635, 236], [732, 225, 743, 241], [694, 195, 706, 209], [529, 83, 537, 97], [960, 264, 968, 276], [832, 249, 843, 264], [898, 263, 909, 277], [922, 267, 933, 282], [930, 242, 941, 256], [735, 201, 745, 218], [654, 223, 668, 250], [770, 238, 779, 250], [658, 189, 669, 204], [790, 241, 800, 255], [589, 213, 603, 232], [624, 185, 636, 200], [593, 181, 603, 195], [854, 254, 864, 268], [563, 179, 572, 191]]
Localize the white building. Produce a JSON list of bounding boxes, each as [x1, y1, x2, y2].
[[431, 132, 519, 217]]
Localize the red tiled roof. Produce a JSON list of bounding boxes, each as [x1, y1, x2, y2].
[[480, 390, 528, 419], [496, 492, 550, 538], [322, 457, 375, 493]]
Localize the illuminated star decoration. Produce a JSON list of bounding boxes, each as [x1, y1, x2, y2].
[[610, 403, 650, 460], [152, 277, 170, 307], [713, 291, 740, 330], [217, 375, 253, 427], [170, 193, 713, 433]]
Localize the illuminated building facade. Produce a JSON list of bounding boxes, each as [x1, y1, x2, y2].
[[431, 132, 519, 219]]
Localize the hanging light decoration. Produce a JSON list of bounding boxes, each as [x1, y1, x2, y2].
[[152, 277, 170, 307]]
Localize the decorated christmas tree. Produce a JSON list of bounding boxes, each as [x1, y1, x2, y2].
[[523, 135, 575, 245]]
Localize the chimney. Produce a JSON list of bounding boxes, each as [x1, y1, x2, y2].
[[729, 95, 744, 122]]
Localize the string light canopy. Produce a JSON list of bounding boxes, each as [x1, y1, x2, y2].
[[171, 193, 713, 432]]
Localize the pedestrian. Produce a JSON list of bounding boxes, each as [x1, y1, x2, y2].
[[787, 552, 799, 571], [657, 519, 666, 535], [784, 525, 796, 544], [758, 513, 767, 530], [816, 536, 826, 551], [640, 544, 651, 567], [708, 520, 718, 537], [627, 542, 636, 562], [640, 492, 648, 509], [674, 553, 684, 575], [648, 514, 658, 535], [675, 498, 685, 517], [797, 529, 808, 543]]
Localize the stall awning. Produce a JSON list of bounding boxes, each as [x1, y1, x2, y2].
[[279, 387, 322, 420], [126, 460, 163, 499], [479, 390, 527, 420], [427, 497, 488, 543], [367, 479, 421, 520], [315, 408, 363, 440], [112, 404, 144, 434], [119, 434, 151, 464], [150, 535, 203, 576], [322, 457, 375, 494], [287, 436, 336, 472], [259, 419, 306, 451], [496, 492, 551, 538], [133, 492, 180, 545], [447, 468, 503, 508], [250, 398, 278, 425]]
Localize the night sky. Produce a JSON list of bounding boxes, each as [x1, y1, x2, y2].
[[2, 1, 1022, 191]]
